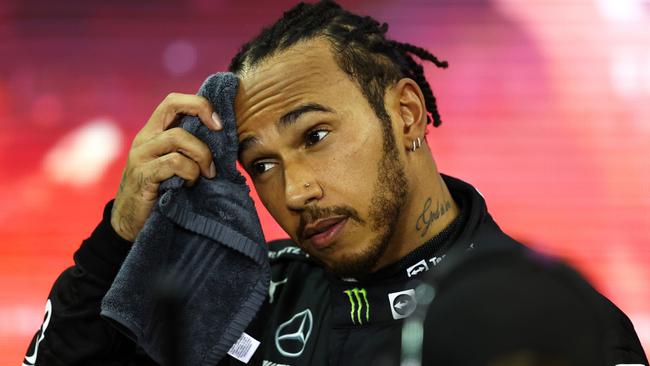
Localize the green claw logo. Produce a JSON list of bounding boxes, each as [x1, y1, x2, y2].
[[343, 288, 370, 325]]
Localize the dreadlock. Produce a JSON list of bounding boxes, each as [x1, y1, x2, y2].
[[229, 0, 448, 127]]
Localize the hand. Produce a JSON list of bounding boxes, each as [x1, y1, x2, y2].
[[111, 92, 222, 242]]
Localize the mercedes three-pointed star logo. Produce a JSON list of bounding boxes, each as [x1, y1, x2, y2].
[[275, 309, 313, 357]]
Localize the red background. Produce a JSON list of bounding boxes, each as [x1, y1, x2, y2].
[[1, 0, 649, 363]]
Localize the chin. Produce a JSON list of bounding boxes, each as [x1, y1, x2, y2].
[[317, 240, 388, 278]]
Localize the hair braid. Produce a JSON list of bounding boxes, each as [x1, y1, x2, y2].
[[229, 0, 449, 128], [388, 41, 448, 127]]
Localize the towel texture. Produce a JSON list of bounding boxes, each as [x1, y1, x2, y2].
[[101, 72, 270, 366]]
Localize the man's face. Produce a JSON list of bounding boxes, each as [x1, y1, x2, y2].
[[235, 38, 408, 277]]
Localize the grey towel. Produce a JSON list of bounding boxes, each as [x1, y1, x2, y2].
[[101, 73, 270, 366]]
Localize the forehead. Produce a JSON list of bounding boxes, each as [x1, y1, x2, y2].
[[234, 38, 355, 138]]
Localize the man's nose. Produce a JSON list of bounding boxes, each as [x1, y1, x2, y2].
[[284, 165, 322, 211]]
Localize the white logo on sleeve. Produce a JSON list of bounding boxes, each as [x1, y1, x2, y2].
[[388, 289, 417, 320], [407, 260, 429, 277], [406, 255, 447, 278], [262, 361, 290, 366], [275, 309, 313, 357], [269, 277, 288, 304], [23, 299, 52, 366]]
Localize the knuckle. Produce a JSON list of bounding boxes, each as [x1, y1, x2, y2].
[[165, 128, 181, 145], [161, 92, 180, 111], [164, 92, 178, 102], [166, 153, 183, 170], [198, 96, 211, 110], [169, 126, 186, 137]]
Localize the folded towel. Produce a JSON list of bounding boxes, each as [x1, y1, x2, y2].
[[101, 72, 270, 366]]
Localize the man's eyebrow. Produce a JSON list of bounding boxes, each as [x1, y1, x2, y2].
[[238, 135, 259, 162], [278, 103, 333, 128], [238, 103, 334, 162]]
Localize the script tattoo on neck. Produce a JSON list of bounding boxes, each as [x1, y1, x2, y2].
[[416, 197, 452, 238]]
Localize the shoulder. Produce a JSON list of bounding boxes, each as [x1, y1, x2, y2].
[[424, 246, 647, 364], [435, 245, 633, 329]]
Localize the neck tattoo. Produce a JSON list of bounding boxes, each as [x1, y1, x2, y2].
[[415, 197, 452, 238]]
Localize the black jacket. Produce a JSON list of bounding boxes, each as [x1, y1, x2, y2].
[[24, 175, 648, 365]]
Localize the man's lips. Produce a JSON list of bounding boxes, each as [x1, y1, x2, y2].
[[302, 216, 348, 250]]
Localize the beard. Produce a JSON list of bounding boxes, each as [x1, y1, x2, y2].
[[314, 124, 409, 278]]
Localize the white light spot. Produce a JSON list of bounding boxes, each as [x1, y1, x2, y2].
[[163, 40, 198, 75], [610, 48, 641, 98], [43, 118, 123, 187], [596, 0, 646, 23], [644, 50, 650, 95], [0, 305, 44, 335]]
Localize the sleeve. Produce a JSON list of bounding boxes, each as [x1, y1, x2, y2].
[[22, 201, 157, 366]]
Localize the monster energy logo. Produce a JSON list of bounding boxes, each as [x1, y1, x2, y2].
[[343, 288, 370, 325]]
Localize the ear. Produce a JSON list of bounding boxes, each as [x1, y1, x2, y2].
[[389, 78, 428, 152]]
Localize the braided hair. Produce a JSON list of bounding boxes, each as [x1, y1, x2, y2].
[[229, 0, 448, 127]]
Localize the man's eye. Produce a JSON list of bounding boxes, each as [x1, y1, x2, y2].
[[305, 129, 329, 147], [252, 161, 275, 175]]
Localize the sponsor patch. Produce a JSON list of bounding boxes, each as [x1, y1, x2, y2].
[[388, 289, 417, 320], [343, 287, 370, 325], [275, 309, 313, 357]]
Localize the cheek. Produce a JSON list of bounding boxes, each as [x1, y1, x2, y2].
[[255, 181, 294, 232], [314, 129, 382, 202]]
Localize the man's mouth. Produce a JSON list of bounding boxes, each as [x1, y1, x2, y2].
[[302, 216, 348, 250]]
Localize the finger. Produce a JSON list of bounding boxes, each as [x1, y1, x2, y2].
[[158, 93, 221, 131], [143, 152, 202, 188], [142, 93, 221, 138], [138, 128, 216, 178]]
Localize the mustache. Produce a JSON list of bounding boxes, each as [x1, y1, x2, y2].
[[297, 205, 365, 241]]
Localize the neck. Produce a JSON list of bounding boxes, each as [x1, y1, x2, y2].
[[372, 158, 459, 271]]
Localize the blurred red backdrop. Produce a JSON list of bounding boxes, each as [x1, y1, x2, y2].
[[1, 0, 649, 363]]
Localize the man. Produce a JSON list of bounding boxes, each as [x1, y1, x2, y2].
[[24, 1, 647, 365]]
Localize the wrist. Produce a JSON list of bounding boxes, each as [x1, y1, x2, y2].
[[110, 203, 136, 243]]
